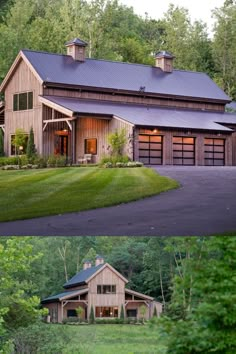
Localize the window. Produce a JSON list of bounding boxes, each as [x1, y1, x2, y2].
[[67, 309, 77, 317], [13, 91, 33, 111], [11, 134, 28, 155], [97, 285, 116, 294], [85, 138, 97, 155], [95, 307, 118, 318]]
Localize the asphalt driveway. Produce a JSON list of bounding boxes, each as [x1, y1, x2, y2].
[[0, 166, 236, 236]]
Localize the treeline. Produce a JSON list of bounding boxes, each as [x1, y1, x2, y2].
[[0, 0, 236, 98], [0, 236, 236, 353]]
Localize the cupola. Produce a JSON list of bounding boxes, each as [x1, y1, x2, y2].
[[95, 255, 104, 267], [155, 51, 175, 73], [65, 38, 88, 62], [83, 260, 92, 270]]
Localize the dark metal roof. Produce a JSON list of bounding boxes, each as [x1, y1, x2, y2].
[[42, 95, 234, 132], [22, 49, 230, 102], [63, 264, 104, 289], [155, 51, 174, 59], [41, 288, 88, 303], [65, 38, 88, 47]]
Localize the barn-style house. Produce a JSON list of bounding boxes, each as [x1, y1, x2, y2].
[[41, 256, 162, 322], [0, 38, 236, 166]]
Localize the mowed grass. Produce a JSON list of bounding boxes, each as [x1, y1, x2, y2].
[[47, 324, 167, 354], [0, 167, 178, 222]]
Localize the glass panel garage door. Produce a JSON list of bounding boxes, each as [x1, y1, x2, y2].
[[204, 138, 225, 166], [139, 134, 163, 165], [173, 137, 195, 165]]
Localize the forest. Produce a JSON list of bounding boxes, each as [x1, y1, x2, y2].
[[0, 0, 236, 100], [0, 236, 236, 353]]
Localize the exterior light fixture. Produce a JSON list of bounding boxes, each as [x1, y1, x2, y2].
[[153, 129, 158, 133]]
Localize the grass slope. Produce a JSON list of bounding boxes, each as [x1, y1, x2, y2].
[[0, 167, 178, 222], [45, 324, 167, 354]]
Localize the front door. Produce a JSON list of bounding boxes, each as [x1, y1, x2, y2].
[[54, 132, 69, 156], [127, 309, 137, 318]]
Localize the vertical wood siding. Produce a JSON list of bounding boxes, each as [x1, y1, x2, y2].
[[4, 59, 43, 154]]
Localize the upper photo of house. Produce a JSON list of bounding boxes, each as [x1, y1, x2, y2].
[[1, 37, 236, 167]]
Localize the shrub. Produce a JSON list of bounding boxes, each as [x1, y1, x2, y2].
[[100, 154, 130, 166], [0, 129, 4, 157], [34, 156, 47, 168], [47, 155, 67, 167], [26, 127, 37, 161], [89, 306, 95, 324], [0, 157, 18, 166], [108, 128, 127, 156], [120, 305, 124, 322]]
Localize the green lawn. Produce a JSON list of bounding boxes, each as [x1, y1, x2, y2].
[[0, 167, 178, 222], [42, 324, 167, 354]]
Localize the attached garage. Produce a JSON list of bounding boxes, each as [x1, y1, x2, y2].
[[204, 138, 225, 166], [138, 134, 163, 165], [173, 137, 195, 165]]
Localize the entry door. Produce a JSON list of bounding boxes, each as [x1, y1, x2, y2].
[[60, 135, 68, 156], [127, 309, 137, 318], [173, 137, 195, 165], [204, 138, 225, 166], [138, 134, 163, 165]]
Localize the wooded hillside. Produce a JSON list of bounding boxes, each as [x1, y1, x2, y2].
[[0, 0, 236, 99]]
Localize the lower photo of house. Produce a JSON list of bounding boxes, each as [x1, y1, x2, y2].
[[41, 256, 162, 323]]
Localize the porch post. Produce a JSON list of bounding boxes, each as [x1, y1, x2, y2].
[[71, 119, 76, 164]]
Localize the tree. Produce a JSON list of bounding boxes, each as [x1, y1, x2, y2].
[[0, 128, 4, 156], [12, 128, 27, 156], [0, 237, 45, 335], [161, 237, 236, 354], [76, 306, 84, 322], [139, 305, 147, 323], [89, 306, 95, 324], [108, 128, 127, 157], [120, 304, 124, 321], [26, 126, 36, 160]]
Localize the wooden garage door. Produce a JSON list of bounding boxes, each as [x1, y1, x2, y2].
[[204, 138, 225, 166], [138, 134, 163, 165], [173, 137, 195, 165]]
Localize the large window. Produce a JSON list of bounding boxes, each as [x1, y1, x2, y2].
[[85, 138, 97, 155], [97, 285, 116, 294], [95, 307, 118, 318], [13, 91, 33, 111], [11, 134, 28, 155], [173, 136, 195, 165], [204, 138, 225, 166]]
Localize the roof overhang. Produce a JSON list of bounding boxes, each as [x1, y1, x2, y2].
[[39, 96, 234, 132], [125, 288, 154, 301], [41, 288, 88, 304], [0, 51, 43, 93]]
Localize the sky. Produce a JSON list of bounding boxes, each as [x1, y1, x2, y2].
[[119, 0, 225, 35]]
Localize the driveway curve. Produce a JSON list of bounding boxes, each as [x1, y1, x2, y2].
[[0, 166, 236, 236]]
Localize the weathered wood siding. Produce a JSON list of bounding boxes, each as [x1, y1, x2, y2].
[[43, 87, 225, 112], [134, 128, 233, 166], [88, 266, 125, 316], [109, 117, 134, 159], [4, 59, 43, 154], [126, 302, 151, 320], [76, 116, 110, 163]]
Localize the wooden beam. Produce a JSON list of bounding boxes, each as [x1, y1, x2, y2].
[[0, 125, 5, 133], [43, 118, 75, 123], [39, 97, 73, 117]]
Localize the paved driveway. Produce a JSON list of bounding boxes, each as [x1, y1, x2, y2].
[[0, 166, 236, 236]]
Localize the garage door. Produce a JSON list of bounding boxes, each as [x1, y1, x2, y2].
[[138, 134, 163, 165], [204, 138, 225, 166], [173, 137, 195, 165]]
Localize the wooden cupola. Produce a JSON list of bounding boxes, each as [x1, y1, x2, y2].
[[155, 51, 175, 73], [95, 255, 104, 267], [65, 38, 88, 62]]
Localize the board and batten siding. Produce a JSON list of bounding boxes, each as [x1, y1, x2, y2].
[[88, 267, 126, 315], [43, 87, 225, 112], [135, 128, 233, 166], [4, 59, 43, 155]]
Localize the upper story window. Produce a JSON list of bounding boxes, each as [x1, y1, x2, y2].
[[13, 91, 33, 111], [97, 285, 116, 294]]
